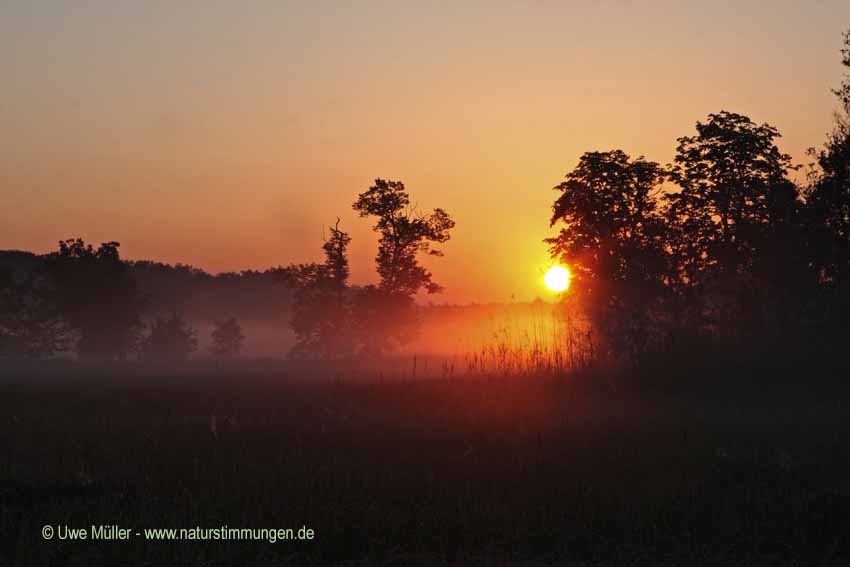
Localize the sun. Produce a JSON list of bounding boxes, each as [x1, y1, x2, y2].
[[544, 265, 571, 293]]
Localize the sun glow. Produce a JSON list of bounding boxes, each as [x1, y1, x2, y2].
[[544, 265, 571, 293]]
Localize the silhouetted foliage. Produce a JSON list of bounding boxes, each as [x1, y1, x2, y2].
[[39, 239, 144, 359], [209, 317, 245, 358], [352, 179, 454, 355], [351, 285, 420, 358], [353, 179, 454, 296], [548, 108, 831, 368], [547, 151, 668, 367], [0, 260, 74, 359], [289, 220, 355, 359], [665, 112, 806, 345], [130, 261, 296, 326], [141, 311, 198, 362], [806, 30, 850, 293], [667, 112, 796, 279], [0, 249, 299, 359]]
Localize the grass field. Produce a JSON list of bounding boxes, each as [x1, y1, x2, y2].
[[1, 364, 849, 566]]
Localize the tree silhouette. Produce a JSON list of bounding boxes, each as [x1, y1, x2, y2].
[[0, 260, 77, 358], [289, 220, 354, 359], [807, 29, 850, 291], [546, 150, 668, 367], [141, 311, 198, 362], [665, 112, 800, 342], [352, 179, 454, 355], [353, 179, 455, 297], [667, 112, 796, 284], [209, 317, 245, 358], [40, 239, 144, 359], [351, 284, 420, 358], [323, 219, 351, 300]]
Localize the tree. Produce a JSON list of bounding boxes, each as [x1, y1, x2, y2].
[[352, 179, 454, 355], [209, 317, 245, 358], [667, 112, 796, 283], [289, 220, 355, 359], [666, 112, 800, 342], [350, 284, 420, 357], [40, 239, 144, 359], [546, 150, 668, 367], [806, 29, 850, 290], [353, 179, 455, 297], [0, 268, 72, 358], [322, 218, 351, 301], [141, 311, 198, 362]]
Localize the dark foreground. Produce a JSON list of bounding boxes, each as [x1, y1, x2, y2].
[[1, 364, 849, 566]]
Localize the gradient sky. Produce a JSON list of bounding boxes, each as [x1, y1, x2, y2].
[[3, 1, 850, 304]]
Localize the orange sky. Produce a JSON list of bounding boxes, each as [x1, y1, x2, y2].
[[3, 1, 850, 303]]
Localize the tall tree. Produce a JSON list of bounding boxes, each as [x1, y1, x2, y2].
[[352, 179, 454, 355], [41, 239, 145, 359], [666, 111, 796, 284], [546, 150, 668, 367], [806, 29, 850, 290], [353, 179, 454, 297], [289, 220, 355, 359], [665, 112, 801, 344]]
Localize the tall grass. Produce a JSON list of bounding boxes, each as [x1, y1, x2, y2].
[[398, 301, 598, 380]]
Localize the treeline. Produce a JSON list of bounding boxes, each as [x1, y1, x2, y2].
[[0, 241, 246, 360], [547, 30, 850, 371], [0, 180, 454, 361], [130, 261, 294, 325], [0, 253, 296, 329]]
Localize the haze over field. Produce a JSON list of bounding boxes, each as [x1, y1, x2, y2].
[[4, 1, 850, 303]]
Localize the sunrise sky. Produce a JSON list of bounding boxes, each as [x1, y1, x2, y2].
[[3, 1, 850, 303]]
